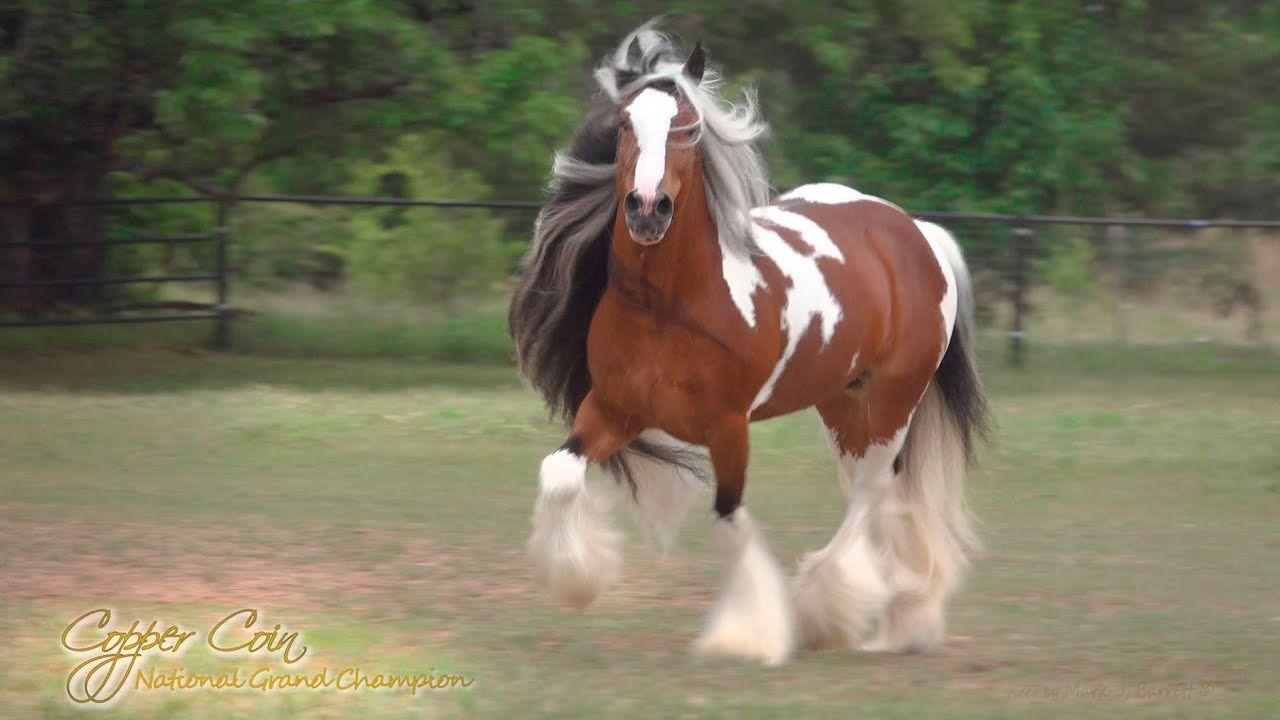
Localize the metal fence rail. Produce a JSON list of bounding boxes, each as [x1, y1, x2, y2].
[[0, 214, 232, 343], [2, 194, 1275, 362], [11, 194, 1280, 227]]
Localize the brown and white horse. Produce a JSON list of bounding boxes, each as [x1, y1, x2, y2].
[[510, 24, 988, 665]]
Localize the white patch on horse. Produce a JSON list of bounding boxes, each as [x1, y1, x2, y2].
[[913, 220, 959, 357], [720, 244, 764, 327], [750, 205, 844, 262], [793, 421, 910, 649], [529, 449, 621, 609], [624, 429, 707, 553], [624, 88, 678, 204], [695, 507, 795, 665], [780, 183, 902, 213], [748, 221, 843, 413]]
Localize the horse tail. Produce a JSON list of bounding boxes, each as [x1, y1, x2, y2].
[[888, 222, 991, 613], [913, 220, 989, 465]]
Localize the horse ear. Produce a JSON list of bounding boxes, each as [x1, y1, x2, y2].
[[626, 36, 643, 67], [684, 42, 707, 84]]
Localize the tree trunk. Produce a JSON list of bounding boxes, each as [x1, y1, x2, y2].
[[1, 130, 110, 315]]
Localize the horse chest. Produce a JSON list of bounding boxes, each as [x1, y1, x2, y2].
[[587, 293, 753, 432]]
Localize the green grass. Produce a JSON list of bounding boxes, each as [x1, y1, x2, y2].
[[0, 300, 513, 363], [1, 346, 1277, 718], [2, 278, 1274, 364]]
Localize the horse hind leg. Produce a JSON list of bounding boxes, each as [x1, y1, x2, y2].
[[794, 380, 975, 654], [791, 394, 901, 651], [863, 382, 976, 653]]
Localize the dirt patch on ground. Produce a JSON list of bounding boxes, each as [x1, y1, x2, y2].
[[0, 504, 533, 619], [0, 502, 713, 627]]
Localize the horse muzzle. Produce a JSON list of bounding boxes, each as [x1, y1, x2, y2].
[[623, 189, 673, 245]]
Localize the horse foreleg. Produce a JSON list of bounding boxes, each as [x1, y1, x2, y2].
[[529, 391, 634, 609], [694, 415, 795, 665]]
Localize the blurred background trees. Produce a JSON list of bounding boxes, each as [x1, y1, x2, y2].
[[1, 0, 1278, 313]]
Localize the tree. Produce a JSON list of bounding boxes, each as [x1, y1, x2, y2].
[[3, 1, 1278, 316], [0, 0, 453, 310]]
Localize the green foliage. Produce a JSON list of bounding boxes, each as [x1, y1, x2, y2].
[[233, 202, 348, 289], [1036, 234, 1097, 302], [340, 136, 512, 306], [440, 35, 590, 199], [233, 136, 513, 305], [4, 0, 1280, 313], [7, 0, 1277, 215]]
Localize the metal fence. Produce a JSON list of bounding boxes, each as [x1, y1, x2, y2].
[[2, 194, 1277, 363]]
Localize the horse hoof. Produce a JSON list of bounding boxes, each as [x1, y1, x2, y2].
[[694, 625, 791, 666], [791, 540, 891, 651], [694, 509, 794, 665]]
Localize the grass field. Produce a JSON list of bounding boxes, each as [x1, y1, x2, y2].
[[1, 344, 1277, 718]]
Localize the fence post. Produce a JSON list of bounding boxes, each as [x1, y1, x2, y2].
[[1245, 232, 1265, 346], [1107, 224, 1128, 345], [1008, 225, 1032, 367], [211, 200, 231, 350]]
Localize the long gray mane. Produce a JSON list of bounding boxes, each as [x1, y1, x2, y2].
[[508, 22, 769, 484]]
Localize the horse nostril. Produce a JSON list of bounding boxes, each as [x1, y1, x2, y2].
[[624, 191, 642, 215], [655, 194, 673, 218]]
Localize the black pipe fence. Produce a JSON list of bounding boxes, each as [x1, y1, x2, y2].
[[1, 194, 1276, 364]]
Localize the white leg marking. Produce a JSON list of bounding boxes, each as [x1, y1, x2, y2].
[[863, 385, 975, 653], [622, 429, 708, 553], [792, 426, 907, 650], [695, 508, 795, 665], [748, 222, 843, 412], [528, 449, 621, 609]]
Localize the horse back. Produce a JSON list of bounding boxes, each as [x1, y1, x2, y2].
[[744, 188, 952, 419]]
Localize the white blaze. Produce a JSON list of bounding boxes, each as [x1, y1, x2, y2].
[[625, 88, 678, 204]]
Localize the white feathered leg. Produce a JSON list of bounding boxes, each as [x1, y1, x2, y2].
[[695, 508, 795, 665], [792, 427, 905, 650], [861, 385, 976, 653], [624, 430, 707, 554], [797, 384, 976, 653], [528, 448, 621, 609]]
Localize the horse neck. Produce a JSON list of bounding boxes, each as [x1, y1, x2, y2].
[[608, 176, 718, 307]]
